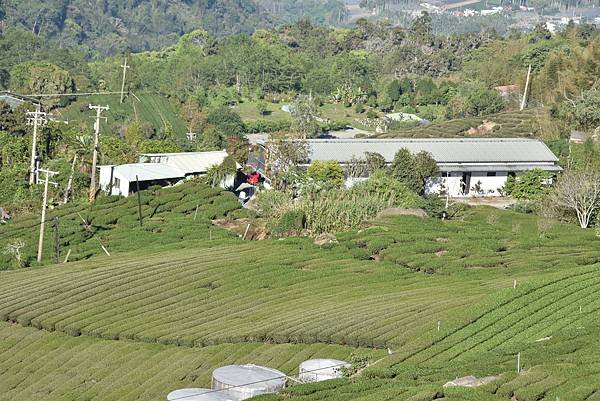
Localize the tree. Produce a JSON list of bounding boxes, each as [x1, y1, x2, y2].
[[550, 167, 600, 228], [206, 106, 246, 137], [256, 100, 270, 116], [266, 133, 310, 190], [307, 160, 345, 188], [390, 148, 438, 195], [390, 148, 415, 187], [291, 95, 320, 139], [10, 61, 74, 108], [504, 169, 553, 200], [365, 152, 386, 174], [412, 151, 439, 195], [574, 89, 600, 131]]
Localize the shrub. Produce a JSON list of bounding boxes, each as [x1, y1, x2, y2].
[[504, 169, 553, 200], [269, 209, 306, 237], [307, 160, 345, 188], [366, 110, 378, 119]]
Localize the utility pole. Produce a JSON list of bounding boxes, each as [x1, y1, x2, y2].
[[520, 64, 532, 111], [26, 105, 47, 185], [37, 168, 58, 263], [88, 104, 109, 203], [120, 57, 130, 104]]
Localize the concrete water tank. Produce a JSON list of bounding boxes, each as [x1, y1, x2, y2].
[[166, 388, 236, 401], [212, 364, 286, 400], [299, 359, 350, 382]]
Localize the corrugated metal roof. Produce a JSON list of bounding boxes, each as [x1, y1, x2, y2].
[[306, 138, 559, 164], [107, 163, 185, 182], [140, 151, 227, 175]]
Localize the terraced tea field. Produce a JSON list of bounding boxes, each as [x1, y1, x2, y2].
[[58, 93, 187, 139], [378, 108, 545, 139], [0, 322, 381, 401], [1, 200, 599, 400], [264, 266, 600, 401], [0, 241, 487, 349], [0, 181, 242, 268]]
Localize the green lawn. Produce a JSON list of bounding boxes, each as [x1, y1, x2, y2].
[[234, 101, 292, 122]]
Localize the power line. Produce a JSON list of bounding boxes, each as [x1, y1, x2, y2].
[[167, 362, 351, 401], [26, 91, 125, 97]]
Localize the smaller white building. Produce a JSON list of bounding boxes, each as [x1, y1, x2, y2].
[[98, 151, 229, 197], [98, 163, 185, 197]]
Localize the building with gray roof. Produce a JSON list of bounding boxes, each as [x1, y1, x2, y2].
[[301, 138, 561, 196]]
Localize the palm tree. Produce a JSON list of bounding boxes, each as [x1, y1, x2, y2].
[[63, 134, 93, 204]]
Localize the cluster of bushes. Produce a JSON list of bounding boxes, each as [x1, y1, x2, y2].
[[260, 173, 423, 235]]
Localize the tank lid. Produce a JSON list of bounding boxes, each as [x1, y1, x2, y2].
[[212, 364, 286, 389]]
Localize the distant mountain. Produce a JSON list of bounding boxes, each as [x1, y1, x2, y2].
[[0, 0, 347, 56]]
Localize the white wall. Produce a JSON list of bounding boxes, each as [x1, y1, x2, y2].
[[426, 172, 509, 197], [98, 166, 131, 197]]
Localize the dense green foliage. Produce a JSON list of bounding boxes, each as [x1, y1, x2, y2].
[[306, 160, 345, 188]]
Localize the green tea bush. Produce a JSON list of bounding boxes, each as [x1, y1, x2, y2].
[[269, 210, 306, 237]]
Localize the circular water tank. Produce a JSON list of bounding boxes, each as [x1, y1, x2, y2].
[[212, 364, 286, 400], [299, 359, 350, 383], [166, 388, 235, 401]]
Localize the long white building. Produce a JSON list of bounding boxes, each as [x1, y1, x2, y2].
[[303, 138, 561, 196]]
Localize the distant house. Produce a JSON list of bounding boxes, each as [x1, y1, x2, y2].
[[493, 85, 518, 99], [98, 163, 186, 197], [301, 138, 561, 196], [0, 91, 42, 110], [99, 151, 228, 197]]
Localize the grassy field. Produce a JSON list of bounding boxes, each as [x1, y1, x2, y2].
[[57, 93, 187, 138], [0, 181, 243, 268], [0, 322, 381, 401]]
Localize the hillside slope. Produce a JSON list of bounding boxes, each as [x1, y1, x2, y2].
[[0, 322, 378, 401]]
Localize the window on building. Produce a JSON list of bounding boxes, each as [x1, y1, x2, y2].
[[487, 172, 497, 177], [114, 177, 120, 188]]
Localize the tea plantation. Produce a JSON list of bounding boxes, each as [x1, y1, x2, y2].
[[0, 200, 599, 400], [0, 180, 243, 268], [378, 108, 545, 139], [0, 322, 382, 401]]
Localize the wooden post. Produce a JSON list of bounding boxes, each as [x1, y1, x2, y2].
[[243, 223, 251, 240], [136, 175, 143, 227], [513, 279, 517, 289], [194, 205, 199, 220], [437, 321, 441, 332], [517, 352, 521, 373]]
